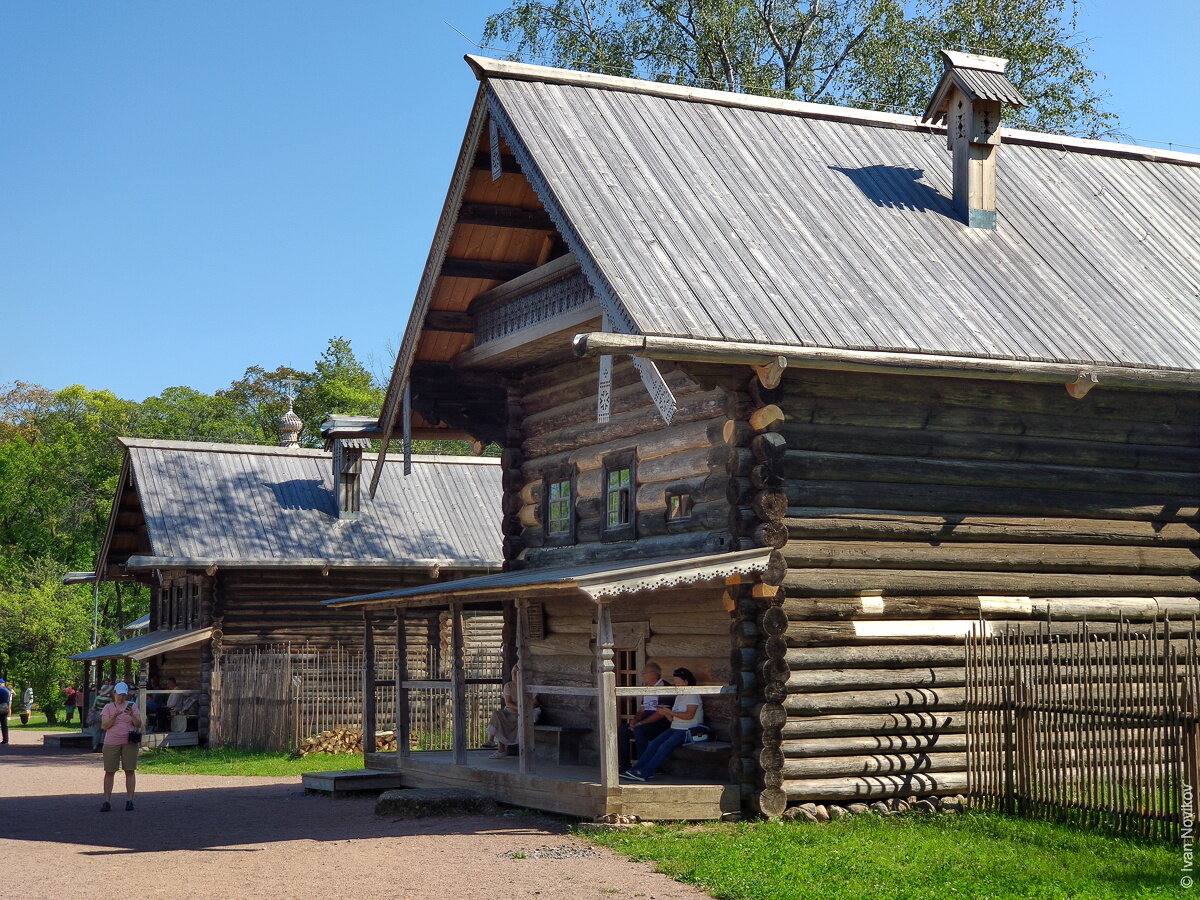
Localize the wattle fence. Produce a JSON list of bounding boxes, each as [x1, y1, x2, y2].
[[211, 612, 505, 751], [966, 616, 1200, 842]]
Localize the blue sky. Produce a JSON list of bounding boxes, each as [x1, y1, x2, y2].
[[2, 1, 1197, 401]]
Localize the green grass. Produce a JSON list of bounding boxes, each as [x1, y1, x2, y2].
[[585, 811, 1188, 900], [8, 711, 82, 731], [138, 747, 365, 777]]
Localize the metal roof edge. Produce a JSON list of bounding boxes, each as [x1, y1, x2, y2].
[[466, 55, 1200, 169], [120, 438, 499, 466], [324, 546, 774, 608], [123, 556, 504, 572]]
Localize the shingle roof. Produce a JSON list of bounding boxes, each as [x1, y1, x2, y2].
[[120, 439, 502, 568], [477, 58, 1200, 374]]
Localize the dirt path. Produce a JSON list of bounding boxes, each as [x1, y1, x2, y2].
[[0, 728, 707, 900]]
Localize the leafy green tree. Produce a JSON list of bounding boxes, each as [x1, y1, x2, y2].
[[0, 560, 94, 724], [129, 386, 267, 444], [484, 0, 1115, 135]]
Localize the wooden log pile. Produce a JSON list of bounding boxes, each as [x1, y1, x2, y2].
[[294, 728, 399, 757]]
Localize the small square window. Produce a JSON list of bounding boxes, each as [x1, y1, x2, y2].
[[666, 492, 693, 521]]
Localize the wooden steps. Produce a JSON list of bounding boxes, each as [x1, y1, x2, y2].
[[302, 769, 410, 796], [42, 732, 93, 750]]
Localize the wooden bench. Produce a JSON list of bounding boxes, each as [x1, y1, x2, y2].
[[42, 732, 94, 750], [533, 725, 591, 766], [660, 740, 733, 780]]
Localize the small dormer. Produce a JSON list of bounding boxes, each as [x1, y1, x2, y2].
[[922, 50, 1029, 229]]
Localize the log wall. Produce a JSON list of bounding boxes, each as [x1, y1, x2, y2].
[[527, 587, 733, 766], [513, 357, 739, 568], [771, 369, 1200, 809]]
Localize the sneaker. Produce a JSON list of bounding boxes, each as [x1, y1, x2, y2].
[[100, 801, 111, 812], [621, 771, 646, 782], [125, 800, 134, 812]]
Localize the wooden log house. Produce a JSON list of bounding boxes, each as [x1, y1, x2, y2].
[[71, 437, 502, 745], [325, 52, 1200, 820]]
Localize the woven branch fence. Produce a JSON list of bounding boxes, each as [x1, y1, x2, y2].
[[966, 616, 1200, 842], [211, 614, 504, 751]]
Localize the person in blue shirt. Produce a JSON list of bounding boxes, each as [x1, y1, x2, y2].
[[0, 679, 11, 744]]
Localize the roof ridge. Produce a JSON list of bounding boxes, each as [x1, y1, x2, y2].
[[466, 55, 1200, 168], [119, 437, 500, 465]]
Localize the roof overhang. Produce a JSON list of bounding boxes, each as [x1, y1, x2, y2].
[[574, 332, 1200, 394], [324, 547, 774, 609], [122, 556, 503, 573], [70, 627, 213, 662]]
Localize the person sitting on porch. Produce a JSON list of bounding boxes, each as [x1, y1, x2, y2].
[[617, 661, 669, 771], [485, 665, 539, 759], [620, 668, 702, 782]]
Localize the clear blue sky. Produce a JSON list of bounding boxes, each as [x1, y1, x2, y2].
[[2, 1, 1196, 401]]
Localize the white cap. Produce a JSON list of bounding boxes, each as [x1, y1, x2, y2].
[[114, 682, 130, 695]]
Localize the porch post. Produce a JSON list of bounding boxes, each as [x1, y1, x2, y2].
[[395, 608, 410, 758], [596, 601, 619, 789], [362, 610, 377, 755], [515, 599, 536, 774], [450, 602, 467, 765]]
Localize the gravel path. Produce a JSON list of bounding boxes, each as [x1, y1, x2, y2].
[[0, 728, 708, 900]]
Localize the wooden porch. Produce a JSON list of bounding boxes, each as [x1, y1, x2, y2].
[[365, 749, 739, 820]]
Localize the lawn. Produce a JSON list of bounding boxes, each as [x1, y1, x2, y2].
[[139, 747, 365, 777], [8, 711, 82, 732], [586, 811, 1187, 900]]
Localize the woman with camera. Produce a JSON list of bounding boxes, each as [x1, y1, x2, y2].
[[99, 682, 142, 812]]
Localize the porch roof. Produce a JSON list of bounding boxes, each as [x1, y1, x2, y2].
[[323, 547, 774, 608], [69, 626, 213, 662]]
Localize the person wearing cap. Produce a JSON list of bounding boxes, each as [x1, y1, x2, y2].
[[0, 679, 11, 744], [99, 681, 142, 812]]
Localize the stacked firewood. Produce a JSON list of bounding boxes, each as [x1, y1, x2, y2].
[[294, 729, 398, 757]]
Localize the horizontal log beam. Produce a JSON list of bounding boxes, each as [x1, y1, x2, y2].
[[782, 772, 969, 802], [785, 510, 1200, 547], [783, 734, 967, 757], [781, 569, 1200, 598], [781, 712, 965, 739], [458, 202, 555, 231], [441, 258, 537, 282], [782, 751, 967, 779], [574, 332, 1200, 393], [424, 310, 473, 333]]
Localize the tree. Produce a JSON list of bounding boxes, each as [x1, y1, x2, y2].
[[483, 0, 1115, 136], [219, 337, 385, 446], [0, 559, 94, 724]]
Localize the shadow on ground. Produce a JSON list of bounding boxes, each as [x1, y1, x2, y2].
[[0, 742, 557, 854]]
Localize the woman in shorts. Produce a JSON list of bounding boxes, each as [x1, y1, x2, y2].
[[99, 682, 142, 812]]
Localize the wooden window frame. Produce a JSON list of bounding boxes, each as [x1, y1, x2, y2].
[[665, 490, 694, 522], [542, 466, 576, 547], [601, 450, 637, 543]]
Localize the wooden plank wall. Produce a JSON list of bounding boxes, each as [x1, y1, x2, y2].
[[216, 570, 444, 647], [766, 368, 1200, 809]]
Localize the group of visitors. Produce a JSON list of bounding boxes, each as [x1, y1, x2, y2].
[[619, 663, 705, 782], [0, 679, 37, 740], [482, 660, 707, 781]]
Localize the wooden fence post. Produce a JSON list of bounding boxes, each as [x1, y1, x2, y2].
[[516, 599, 536, 775], [363, 611, 377, 755], [451, 602, 467, 766], [396, 608, 410, 759]]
